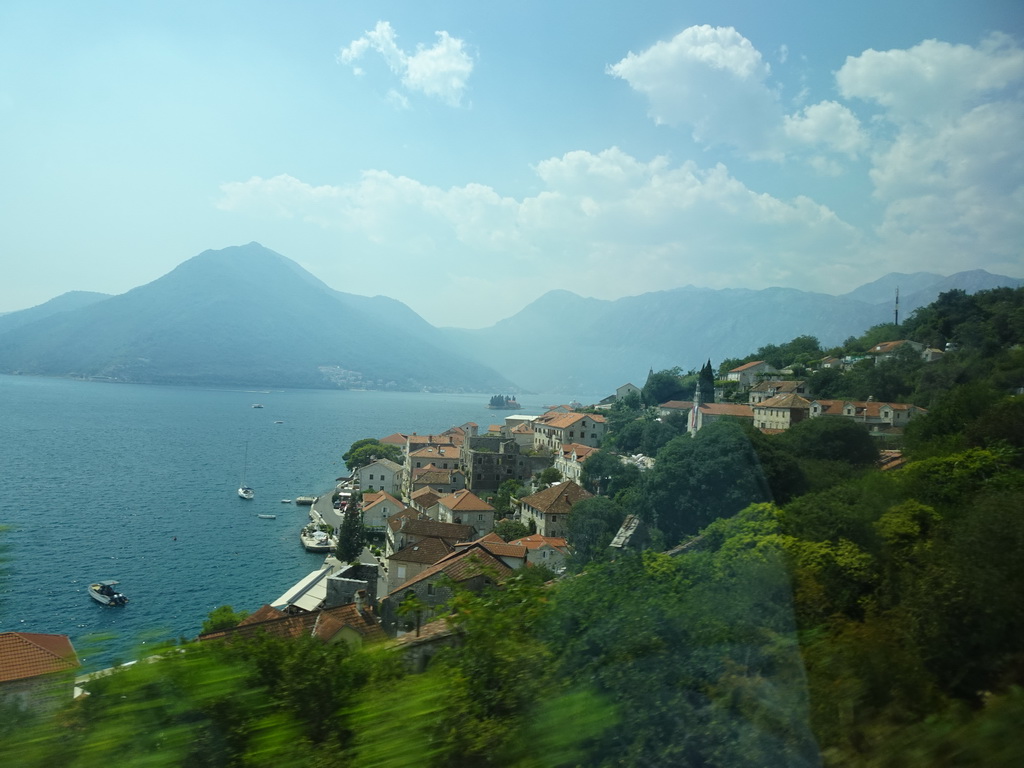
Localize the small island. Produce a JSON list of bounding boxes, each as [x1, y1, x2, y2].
[[487, 394, 521, 409]]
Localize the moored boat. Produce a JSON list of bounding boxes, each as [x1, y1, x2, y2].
[[89, 580, 128, 606], [258, 513, 277, 519], [237, 442, 255, 499]]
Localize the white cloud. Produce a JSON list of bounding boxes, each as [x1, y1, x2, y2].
[[833, 34, 1024, 274], [216, 148, 861, 322], [783, 100, 867, 157], [837, 33, 1024, 126], [338, 20, 474, 107], [607, 25, 783, 155]]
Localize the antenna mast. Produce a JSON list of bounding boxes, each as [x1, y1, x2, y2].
[[894, 286, 900, 326]]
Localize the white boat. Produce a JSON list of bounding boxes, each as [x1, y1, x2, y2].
[[238, 441, 255, 500], [258, 514, 277, 519], [280, 499, 292, 503], [252, 403, 264, 409], [89, 580, 128, 606]]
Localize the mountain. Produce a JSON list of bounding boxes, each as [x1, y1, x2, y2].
[[840, 272, 944, 305], [446, 270, 1023, 394], [0, 243, 513, 392], [3, 247, 1019, 396], [0, 290, 111, 336]]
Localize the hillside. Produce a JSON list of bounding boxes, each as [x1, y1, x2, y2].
[[0, 243, 513, 392], [447, 271, 1022, 393]]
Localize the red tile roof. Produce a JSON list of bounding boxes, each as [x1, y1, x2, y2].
[[520, 481, 593, 514], [389, 547, 514, 595], [0, 632, 79, 683], [509, 534, 568, 552], [199, 603, 386, 644], [729, 360, 768, 373], [754, 393, 812, 409], [438, 489, 494, 512], [392, 536, 456, 565], [399, 517, 476, 541]]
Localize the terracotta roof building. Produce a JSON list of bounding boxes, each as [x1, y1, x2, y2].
[[518, 480, 593, 537], [0, 632, 80, 713]]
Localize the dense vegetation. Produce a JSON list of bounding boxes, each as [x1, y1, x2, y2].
[[3, 288, 1023, 766]]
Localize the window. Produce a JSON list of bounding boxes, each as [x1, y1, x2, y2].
[[426, 583, 435, 596], [478, 513, 484, 521]]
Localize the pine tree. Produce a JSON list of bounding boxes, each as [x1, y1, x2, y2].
[[699, 359, 716, 404], [336, 509, 366, 563]]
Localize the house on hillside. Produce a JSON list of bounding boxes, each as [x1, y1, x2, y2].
[[355, 458, 403, 496], [752, 393, 813, 431], [199, 600, 386, 650], [386, 535, 458, 595], [436, 489, 496, 534], [451, 532, 528, 570], [361, 491, 410, 536], [658, 400, 755, 433], [517, 481, 594, 537], [463, 435, 548, 493], [617, 383, 641, 401], [409, 487, 443, 515], [382, 547, 514, 636], [0, 632, 79, 714], [409, 465, 466, 497], [554, 442, 598, 484], [386, 516, 475, 559], [532, 411, 607, 453], [869, 339, 925, 363], [726, 361, 778, 388], [748, 379, 809, 405], [810, 399, 927, 432], [509, 534, 570, 571]]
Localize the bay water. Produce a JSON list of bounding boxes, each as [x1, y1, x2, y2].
[[0, 375, 589, 670]]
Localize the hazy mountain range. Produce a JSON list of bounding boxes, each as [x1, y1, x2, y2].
[[0, 243, 1019, 394]]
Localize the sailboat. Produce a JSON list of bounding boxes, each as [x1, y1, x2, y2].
[[238, 442, 255, 500]]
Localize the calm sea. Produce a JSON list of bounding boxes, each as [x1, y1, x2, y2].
[[0, 375, 593, 670]]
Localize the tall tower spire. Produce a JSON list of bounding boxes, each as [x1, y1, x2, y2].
[[894, 286, 900, 326]]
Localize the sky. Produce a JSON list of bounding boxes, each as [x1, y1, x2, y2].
[[1, 2, 1022, 328]]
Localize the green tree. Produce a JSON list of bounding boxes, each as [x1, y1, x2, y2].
[[641, 367, 688, 406], [492, 477, 524, 517], [201, 604, 250, 634], [343, 439, 404, 471], [779, 416, 879, 466], [565, 496, 626, 567], [644, 419, 772, 544], [336, 509, 366, 563], [536, 466, 562, 487], [492, 519, 530, 542], [580, 450, 641, 498]]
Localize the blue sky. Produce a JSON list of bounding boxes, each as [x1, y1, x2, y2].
[[2, 1, 1022, 327]]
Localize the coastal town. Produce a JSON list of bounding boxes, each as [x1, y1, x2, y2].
[[2, 340, 939, 703], [193, 338, 940, 651], [4, 271, 1024, 768]]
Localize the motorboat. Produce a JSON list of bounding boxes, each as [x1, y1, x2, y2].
[[280, 499, 292, 503], [89, 580, 128, 606], [258, 514, 277, 519], [252, 403, 264, 408]]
